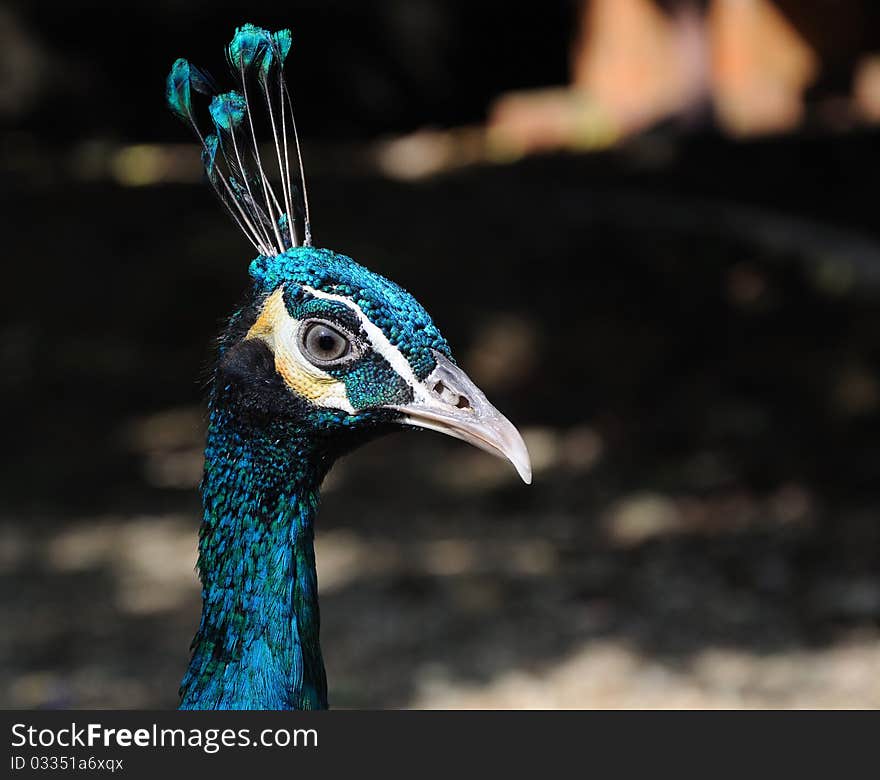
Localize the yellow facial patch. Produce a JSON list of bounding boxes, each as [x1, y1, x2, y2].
[[246, 288, 354, 412]]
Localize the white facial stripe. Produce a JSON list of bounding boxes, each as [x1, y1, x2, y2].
[[302, 285, 434, 405]]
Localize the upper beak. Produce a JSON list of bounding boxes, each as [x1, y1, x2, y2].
[[388, 351, 532, 484]]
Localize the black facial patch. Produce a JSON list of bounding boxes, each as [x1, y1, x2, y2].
[[216, 338, 308, 424]]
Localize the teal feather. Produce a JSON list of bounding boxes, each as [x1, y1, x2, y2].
[[201, 134, 219, 176], [260, 29, 292, 78], [166, 58, 193, 120], [209, 91, 247, 132], [274, 29, 292, 63], [166, 21, 310, 254], [227, 23, 271, 71], [207, 93, 257, 231]]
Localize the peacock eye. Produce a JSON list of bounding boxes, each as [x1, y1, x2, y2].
[[299, 320, 353, 366]]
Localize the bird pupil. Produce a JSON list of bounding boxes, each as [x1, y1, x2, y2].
[[318, 332, 336, 353], [303, 322, 349, 363]]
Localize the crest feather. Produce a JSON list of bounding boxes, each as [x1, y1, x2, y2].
[[166, 23, 311, 255]]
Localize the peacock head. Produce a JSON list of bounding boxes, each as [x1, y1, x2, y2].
[[169, 23, 530, 482], [218, 246, 531, 483]]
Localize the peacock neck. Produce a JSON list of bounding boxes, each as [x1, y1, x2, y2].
[[179, 403, 331, 710]]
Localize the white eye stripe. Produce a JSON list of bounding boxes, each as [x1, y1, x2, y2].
[[301, 285, 433, 405]]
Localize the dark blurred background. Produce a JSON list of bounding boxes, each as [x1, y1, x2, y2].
[[3, 0, 880, 708]]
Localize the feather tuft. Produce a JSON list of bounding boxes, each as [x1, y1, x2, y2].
[[209, 91, 247, 132], [228, 23, 271, 71], [274, 29, 292, 63], [260, 29, 292, 78], [166, 58, 193, 120], [166, 23, 312, 255]]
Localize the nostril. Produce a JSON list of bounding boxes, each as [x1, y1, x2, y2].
[[431, 377, 470, 409]]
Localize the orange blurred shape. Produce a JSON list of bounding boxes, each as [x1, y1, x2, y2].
[[709, 0, 819, 136], [487, 87, 618, 159], [573, 0, 708, 134], [489, 0, 824, 155], [853, 55, 880, 124]]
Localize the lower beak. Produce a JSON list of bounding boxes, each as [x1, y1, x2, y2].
[[388, 352, 532, 485]]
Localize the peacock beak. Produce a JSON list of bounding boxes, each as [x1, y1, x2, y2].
[[388, 352, 532, 484]]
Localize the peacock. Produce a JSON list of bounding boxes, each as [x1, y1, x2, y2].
[[167, 23, 531, 710]]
